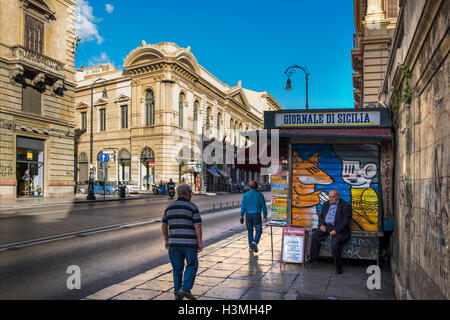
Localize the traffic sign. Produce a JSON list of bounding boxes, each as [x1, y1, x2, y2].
[[148, 162, 154, 167], [99, 153, 109, 162]]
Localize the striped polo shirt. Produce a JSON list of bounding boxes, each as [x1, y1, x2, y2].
[[162, 197, 202, 248]]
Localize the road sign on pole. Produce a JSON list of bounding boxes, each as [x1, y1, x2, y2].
[[99, 153, 109, 163]]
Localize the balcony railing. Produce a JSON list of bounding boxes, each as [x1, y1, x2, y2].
[[11, 45, 65, 77]]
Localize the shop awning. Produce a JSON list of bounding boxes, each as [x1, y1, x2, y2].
[[217, 169, 229, 178], [207, 168, 221, 178]]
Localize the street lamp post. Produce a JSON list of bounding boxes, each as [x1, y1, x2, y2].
[[87, 77, 108, 200], [284, 65, 310, 109]]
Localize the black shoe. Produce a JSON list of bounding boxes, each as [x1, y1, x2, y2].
[[175, 293, 183, 300], [179, 289, 197, 300], [307, 258, 317, 264], [335, 269, 343, 275], [252, 242, 258, 253]]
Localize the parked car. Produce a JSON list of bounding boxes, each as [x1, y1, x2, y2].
[[94, 180, 117, 195], [123, 181, 139, 194], [108, 181, 139, 195], [77, 180, 116, 195]]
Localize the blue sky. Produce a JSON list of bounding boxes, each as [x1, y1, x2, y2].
[[75, 0, 355, 109]]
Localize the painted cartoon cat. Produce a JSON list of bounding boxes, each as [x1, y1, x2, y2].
[[291, 151, 333, 227]]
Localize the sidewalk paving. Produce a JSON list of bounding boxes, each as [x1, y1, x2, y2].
[[85, 226, 396, 300]]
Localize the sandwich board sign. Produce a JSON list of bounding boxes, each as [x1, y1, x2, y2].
[[281, 227, 306, 264]]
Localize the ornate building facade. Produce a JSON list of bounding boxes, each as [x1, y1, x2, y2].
[[351, 0, 399, 108], [0, 0, 77, 198], [74, 42, 282, 192]]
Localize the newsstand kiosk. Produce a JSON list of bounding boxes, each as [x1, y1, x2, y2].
[[265, 108, 393, 265]]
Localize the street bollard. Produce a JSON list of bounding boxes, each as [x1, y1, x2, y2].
[[226, 201, 228, 207], [220, 203, 222, 209], [232, 201, 234, 207], [213, 204, 215, 210]]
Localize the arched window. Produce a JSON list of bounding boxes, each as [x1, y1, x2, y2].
[[245, 126, 249, 147], [193, 101, 199, 134], [239, 123, 243, 147], [230, 119, 233, 144], [140, 147, 155, 190], [78, 152, 88, 182], [179, 93, 184, 128], [145, 90, 154, 126], [234, 121, 237, 146], [217, 113, 221, 139], [118, 149, 131, 181], [78, 152, 88, 162], [206, 107, 211, 130]]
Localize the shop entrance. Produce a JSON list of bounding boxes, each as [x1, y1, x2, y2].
[[16, 137, 44, 197], [140, 147, 155, 191]]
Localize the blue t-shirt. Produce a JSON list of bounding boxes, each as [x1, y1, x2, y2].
[[240, 189, 268, 217], [325, 200, 339, 224]]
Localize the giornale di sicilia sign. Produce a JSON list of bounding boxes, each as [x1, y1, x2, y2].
[[264, 108, 391, 129], [276, 110, 380, 127]]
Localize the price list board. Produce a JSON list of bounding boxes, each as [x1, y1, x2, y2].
[[281, 227, 306, 264]]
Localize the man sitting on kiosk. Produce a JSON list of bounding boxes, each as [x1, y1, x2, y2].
[[308, 189, 352, 274]]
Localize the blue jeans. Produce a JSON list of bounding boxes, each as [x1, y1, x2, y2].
[[168, 246, 198, 297], [245, 214, 262, 248]]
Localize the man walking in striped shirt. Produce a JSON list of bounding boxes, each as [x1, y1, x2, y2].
[[162, 184, 203, 300]]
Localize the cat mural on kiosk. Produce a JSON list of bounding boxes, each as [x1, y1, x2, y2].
[[332, 144, 380, 232], [291, 144, 380, 232], [291, 151, 332, 227]]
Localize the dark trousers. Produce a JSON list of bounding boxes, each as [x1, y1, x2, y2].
[[245, 214, 263, 248], [309, 225, 348, 270]]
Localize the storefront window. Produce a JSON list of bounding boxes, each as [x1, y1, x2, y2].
[[16, 137, 44, 197]]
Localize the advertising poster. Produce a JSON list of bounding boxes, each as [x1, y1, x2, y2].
[[271, 174, 288, 224]]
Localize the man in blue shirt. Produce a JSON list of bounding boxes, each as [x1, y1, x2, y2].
[[308, 189, 352, 274], [240, 181, 268, 253]]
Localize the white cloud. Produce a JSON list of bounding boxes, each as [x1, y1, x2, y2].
[[76, 0, 104, 44], [105, 4, 114, 14], [88, 52, 111, 66]]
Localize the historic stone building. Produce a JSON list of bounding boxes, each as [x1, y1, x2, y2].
[[0, 0, 77, 198], [379, 0, 449, 299], [74, 42, 282, 192], [352, 0, 399, 108]]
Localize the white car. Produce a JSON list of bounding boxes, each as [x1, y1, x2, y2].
[[125, 184, 139, 194]]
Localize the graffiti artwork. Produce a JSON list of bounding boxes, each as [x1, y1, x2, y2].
[[291, 152, 332, 227], [291, 144, 380, 232]]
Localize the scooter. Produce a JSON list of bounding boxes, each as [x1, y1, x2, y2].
[[168, 185, 175, 199]]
